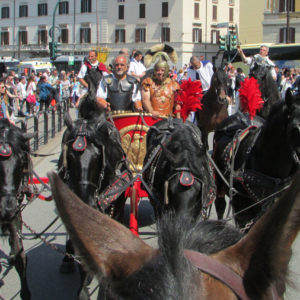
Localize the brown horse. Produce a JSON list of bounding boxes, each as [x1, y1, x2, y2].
[[49, 170, 300, 300], [196, 68, 230, 148]]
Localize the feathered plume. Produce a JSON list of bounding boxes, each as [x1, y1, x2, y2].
[[239, 77, 264, 120], [175, 79, 203, 121]]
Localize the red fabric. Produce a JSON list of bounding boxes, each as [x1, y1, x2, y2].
[[50, 99, 56, 107], [84, 61, 108, 72], [175, 78, 203, 121], [239, 77, 264, 120]]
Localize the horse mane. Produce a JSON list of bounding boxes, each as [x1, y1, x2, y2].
[[0, 119, 29, 154], [111, 213, 242, 299]]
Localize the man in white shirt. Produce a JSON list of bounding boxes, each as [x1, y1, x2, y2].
[[77, 50, 107, 96], [237, 44, 277, 80], [128, 50, 146, 82], [187, 56, 214, 92]]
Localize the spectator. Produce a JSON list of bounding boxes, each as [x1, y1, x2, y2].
[[5, 74, 20, 120], [128, 50, 146, 82], [25, 75, 37, 115], [280, 68, 294, 99], [119, 48, 130, 58], [60, 72, 71, 102], [0, 79, 14, 124], [16, 76, 27, 116], [37, 76, 53, 112]]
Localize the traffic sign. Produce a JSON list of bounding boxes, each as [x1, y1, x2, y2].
[[49, 26, 61, 40]]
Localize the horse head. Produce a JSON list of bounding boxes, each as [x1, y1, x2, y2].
[[249, 62, 281, 119], [0, 119, 34, 222], [210, 67, 230, 103], [59, 114, 107, 208], [148, 120, 215, 218], [49, 169, 300, 299]]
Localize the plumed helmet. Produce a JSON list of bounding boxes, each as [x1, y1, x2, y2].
[[144, 44, 177, 81]]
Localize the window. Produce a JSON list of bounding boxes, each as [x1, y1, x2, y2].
[[1, 7, 9, 19], [118, 0, 125, 2], [193, 28, 202, 43], [162, 2, 168, 17], [19, 5, 28, 17], [229, 7, 234, 22], [229, 0, 234, 5], [194, 3, 199, 19], [115, 29, 126, 43], [80, 28, 91, 43], [60, 28, 69, 43], [279, 0, 295, 12], [211, 30, 219, 44], [279, 27, 295, 43], [135, 28, 146, 42], [212, 5, 217, 21], [81, 0, 92, 13], [118, 5, 124, 19], [1, 31, 9, 45], [139, 3, 145, 18], [59, 1, 69, 15], [38, 3, 48, 16], [161, 27, 170, 42], [38, 29, 48, 45], [19, 30, 28, 45]]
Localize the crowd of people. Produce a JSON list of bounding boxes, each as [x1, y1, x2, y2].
[[1, 43, 296, 125]]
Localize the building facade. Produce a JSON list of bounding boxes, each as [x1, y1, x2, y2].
[[263, 0, 300, 43], [0, 0, 239, 67], [239, 0, 264, 44]]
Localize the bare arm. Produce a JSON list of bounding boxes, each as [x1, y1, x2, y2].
[[237, 45, 247, 63], [141, 88, 160, 118], [78, 78, 88, 89]]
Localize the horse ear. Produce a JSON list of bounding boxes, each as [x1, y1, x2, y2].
[[64, 112, 74, 132], [22, 131, 37, 141], [48, 172, 157, 280], [218, 171, 300, 298]]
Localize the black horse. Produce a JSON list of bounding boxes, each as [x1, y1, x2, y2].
[[213, 88, 300, 229], [49, 169, 300, 300], [0, 119, 35, 300], [143, 118, 215, 219], [195, 68, 230, 148], [57, 100, 130, 299], [249, 62, 282, 119]]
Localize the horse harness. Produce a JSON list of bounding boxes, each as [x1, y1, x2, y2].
[[0, 128, 35, 221], [184, 249, 279, 300], [222, 125, 295, 211]]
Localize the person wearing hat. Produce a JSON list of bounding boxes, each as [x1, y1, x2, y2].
[[96, 55, 142, 112], [141, 44, 181, 118]]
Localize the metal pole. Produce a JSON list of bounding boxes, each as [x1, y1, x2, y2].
[[52, 0, 62, 45]]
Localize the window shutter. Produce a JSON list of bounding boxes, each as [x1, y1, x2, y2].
[[115, 30, 119, 43], [279, 0, 285, 12], [279, 28, 284, 43]]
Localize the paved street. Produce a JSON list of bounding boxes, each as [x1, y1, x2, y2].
[[1, 115, 300, 299]]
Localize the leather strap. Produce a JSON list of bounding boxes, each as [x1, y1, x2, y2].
[[184, 249, 251, 300]]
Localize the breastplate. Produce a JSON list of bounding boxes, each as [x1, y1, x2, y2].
[[107, 77, 134, 111], [150, 82, 174, 116]]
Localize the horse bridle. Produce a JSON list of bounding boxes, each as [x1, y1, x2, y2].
[[184, 249, 279, 300]]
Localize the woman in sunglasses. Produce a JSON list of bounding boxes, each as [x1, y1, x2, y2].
[[0, 79, 15, 124]]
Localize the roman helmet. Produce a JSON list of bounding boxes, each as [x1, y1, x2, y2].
[[144, 44, 178, 80]]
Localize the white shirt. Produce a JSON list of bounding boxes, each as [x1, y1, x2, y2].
[[186, 61, 214, 91], [78, 61, 107, 96], [96, 74, 141, 102], [26, 82, 36, 97], [128, 59, 146, 77], [245, 54, 277, 80], [17, 81, 27, 99]]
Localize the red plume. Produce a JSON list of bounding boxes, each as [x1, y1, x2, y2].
[[239, 77, 264, 120], [175, 78, 203, 121]]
